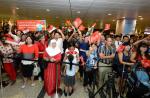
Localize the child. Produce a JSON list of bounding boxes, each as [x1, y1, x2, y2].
[[63, 43, 79, 96], [85, 44, 98, 88]]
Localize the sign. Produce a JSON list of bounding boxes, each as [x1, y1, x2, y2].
[[17, 20, 46, 31]]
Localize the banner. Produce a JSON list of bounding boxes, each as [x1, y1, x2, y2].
[[17, 20, 46, 31]]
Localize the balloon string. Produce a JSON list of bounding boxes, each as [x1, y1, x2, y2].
[[83, 0, 95, 21]]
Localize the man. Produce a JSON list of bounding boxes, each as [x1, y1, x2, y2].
[[122, 35, 129, 43], [114, 35, 122, 49], [98, 37, 116, 87]]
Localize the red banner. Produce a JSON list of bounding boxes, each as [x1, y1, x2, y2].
[[16, 20, 46, 31]]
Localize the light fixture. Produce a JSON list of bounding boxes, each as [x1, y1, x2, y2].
[[112, 19, 116, 22], [16, 7, 19, 10], [139, 17, 144, 20], [46, 9, 50, 12], [138, 16, 142, 18], [122, 17, 125, 19], [77, 11, 80, 14], [108, 13, 112, 16]]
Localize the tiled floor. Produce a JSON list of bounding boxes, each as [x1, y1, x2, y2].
[[0, 78, 89, 98]]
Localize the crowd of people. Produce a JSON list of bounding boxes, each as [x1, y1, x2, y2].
[[0, 21, 150, 98]]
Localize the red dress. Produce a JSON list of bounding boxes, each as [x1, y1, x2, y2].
[[43, 51, 61, 96]]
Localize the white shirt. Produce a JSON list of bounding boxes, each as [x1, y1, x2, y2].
[[115, 41, 122, 49], [65, 48, 79, 76], [56, 38, 64, 54]]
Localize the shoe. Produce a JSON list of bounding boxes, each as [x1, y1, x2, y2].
[[10, 80, 16, 86], [38, 77, 42, 82], [64, 90, 67, 97], [21, 85, 26, 89], [31, 83, 35, 87], [69, 89, 74, 96]]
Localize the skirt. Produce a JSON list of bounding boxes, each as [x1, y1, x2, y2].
[[64, 75, 75, 86], [22, 64, 34, 77]]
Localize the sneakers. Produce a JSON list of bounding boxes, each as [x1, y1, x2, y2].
[[31, 83, 35, 87], [69, 89, 74, 96], [21, 85, 26, 89], [64, 90, 67, 97]]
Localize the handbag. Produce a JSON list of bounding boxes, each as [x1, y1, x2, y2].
[[33, 62, 41, 76]]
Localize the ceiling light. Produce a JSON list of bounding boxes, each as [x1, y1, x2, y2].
[[108, 13, 112, 16], [46, 9, 50, 12], [138, 16, 142, 18], [122, 17, 125, 19], [139, 17, 144, 20], [16, 7, 19, 10], [77, 11, 80, 14], [112, 19, 116, 22], [36, 16, 39, 17]]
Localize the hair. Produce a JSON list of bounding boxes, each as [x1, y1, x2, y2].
[[115, 35, 121, 38], [25, 36, 34, 44], [123, 35, 129, 39], [67, 54, 74, 70], [137, 42, 150, 59], [68, 42, 75, 49]]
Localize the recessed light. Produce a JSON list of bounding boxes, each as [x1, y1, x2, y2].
[[138, 16, 142, 18], [46, 9, 50, 12], [16, 7, 19, 10], [139, 17, 144, 20], [122, 17, 125, 19], [77, 11, 80, 14], [108, 13, 112, 16], [112, 19, 116, 22]]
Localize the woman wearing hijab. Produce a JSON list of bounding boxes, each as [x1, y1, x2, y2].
[[43, 39, 62, 97]]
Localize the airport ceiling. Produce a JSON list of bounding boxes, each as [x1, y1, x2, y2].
[[0, 0, 150, 28]]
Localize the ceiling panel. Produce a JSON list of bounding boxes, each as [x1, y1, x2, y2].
[[0, 0, 150, 28]]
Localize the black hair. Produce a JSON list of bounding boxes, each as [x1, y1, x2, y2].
[[25, 36, 34, 44], [123, 35, 129, 39], [67, 54, 74, 70], [115, 35, 121, 38], [68, 42, 75, 49], [137, 42, 150, 59]]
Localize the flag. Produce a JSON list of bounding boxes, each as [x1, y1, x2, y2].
[[79, 25, 85, 31], [89, 31, 101, 44], [73, 17, 83, 28], [4, 34, 18, 45], [47, 25, 56, 33]]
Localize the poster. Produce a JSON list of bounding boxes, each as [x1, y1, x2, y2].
[[17, 20, 46, 31]]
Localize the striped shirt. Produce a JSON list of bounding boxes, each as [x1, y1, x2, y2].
[[99, 45, 115, 64]]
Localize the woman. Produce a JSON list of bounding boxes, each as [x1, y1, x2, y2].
[[0, 37, 16, 85], [18, 36, 39, 88], [131, 42, 150, 65], [85, 44, 98, 89], [117, 42, 134, 96], [131, 42, 150, 72], [36, 35, 47, 80], [43, 39, 62, 97]]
